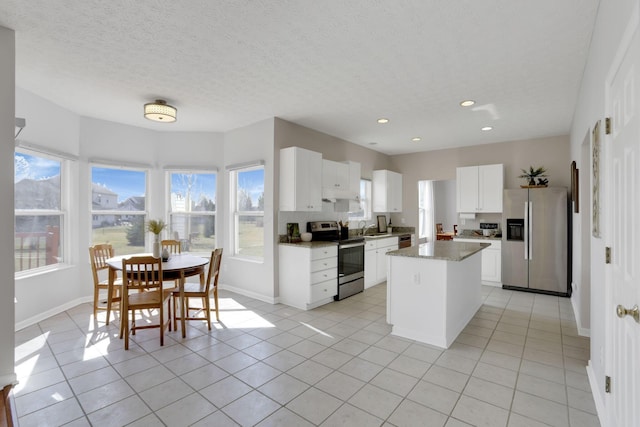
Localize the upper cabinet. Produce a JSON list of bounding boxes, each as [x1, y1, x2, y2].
[[373, 169, 403, 212], [322, 159, 358, 200], [280, 147, 323, 211], [456, 164, 504, 213]]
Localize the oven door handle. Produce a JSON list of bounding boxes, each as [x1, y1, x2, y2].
[[339, 242, 365, 249]]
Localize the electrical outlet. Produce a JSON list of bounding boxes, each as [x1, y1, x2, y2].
[[401, 218, 406, 224], [414, 273, 420, 285]]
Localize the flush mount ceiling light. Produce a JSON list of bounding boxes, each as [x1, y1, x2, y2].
[[481, 126, 493, 131], [377, 118, 389, 124], [144, 99, 177, 122], [412, 137, 421, 142], [460, 100, 476, 107]]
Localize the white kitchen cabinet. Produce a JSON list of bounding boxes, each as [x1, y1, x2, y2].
[[376, 237, 399, 283], [364, 236, 399, 288], [280, 147, 323, 211], [279, 244, 338, 310], [456, 164, 503, 213], [373, 169, 403, 212], [322, 159, 350, 192], [335, 161, 362, 212], [453, 238, 502, 285]]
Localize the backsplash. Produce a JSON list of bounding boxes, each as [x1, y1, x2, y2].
[[278, 206, 397, 236]]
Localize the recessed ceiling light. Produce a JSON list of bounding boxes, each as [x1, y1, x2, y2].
[[460, 100, 475, 107], [481, 126, 493, 131], [377, 118, 389, 124], [412, 137, 421, 142]]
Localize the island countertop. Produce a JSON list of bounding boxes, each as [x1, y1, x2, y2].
[[387, 241, 489, 261]]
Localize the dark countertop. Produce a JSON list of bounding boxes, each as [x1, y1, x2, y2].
[[387, 241, 490, 261]]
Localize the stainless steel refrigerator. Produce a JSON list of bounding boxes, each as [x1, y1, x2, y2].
[[502, 187, 571, 296]]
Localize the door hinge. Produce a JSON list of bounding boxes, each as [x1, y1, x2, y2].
[[605, 247, 611, 264], [605, 375, 611, 393], [605, 117, 612, 135]]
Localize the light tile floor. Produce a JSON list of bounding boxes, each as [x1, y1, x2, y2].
[[13, 284, 601, 427]]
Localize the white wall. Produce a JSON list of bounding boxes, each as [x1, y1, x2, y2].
[[14, 89, 82, 328], [569, 0, 637, 418], [222, 118, 276, 302], [0, 26, 16, 388]]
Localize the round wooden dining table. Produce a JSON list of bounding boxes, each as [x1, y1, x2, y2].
[[106, 253, 209, 338]]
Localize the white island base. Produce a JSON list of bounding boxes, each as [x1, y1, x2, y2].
[[387, 245, 484, 349]]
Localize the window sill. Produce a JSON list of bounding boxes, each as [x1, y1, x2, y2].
[[15, 263, 75, 280], [228, 256, 264, 264]]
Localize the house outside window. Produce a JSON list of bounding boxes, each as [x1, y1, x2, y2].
[[14, 150, 66, 273], [91, 165, 147, 255], [348, 179, 372, 221], [168, 171, 217, 253], [230, 165, 264, 260]]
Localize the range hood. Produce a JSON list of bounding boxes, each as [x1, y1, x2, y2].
[[322, 187, 358, 203]]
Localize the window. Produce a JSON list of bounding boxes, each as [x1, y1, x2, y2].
[[91, 165, 147, 255], [168, 171, 217, 253], [348, 179, 372, 221], [230, 165, 264, 259], [15, 150, 66, 273]]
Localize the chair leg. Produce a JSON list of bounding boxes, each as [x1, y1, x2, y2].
[[93, 287, 99, 321], [203, 296, 211, 330], [160, 301, 164, 347], [123, 309, 129, 350], [214, 288, 219, 322]]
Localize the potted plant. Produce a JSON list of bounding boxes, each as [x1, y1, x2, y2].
[[147, 219, 166, 258], [518, 166, 548, 187]]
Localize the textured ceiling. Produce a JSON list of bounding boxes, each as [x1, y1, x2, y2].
[[0, 0, 599, 155]]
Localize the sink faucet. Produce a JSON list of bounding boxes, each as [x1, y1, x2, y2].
[[358, 220, 366, 235], [362, 224, 378, 236]]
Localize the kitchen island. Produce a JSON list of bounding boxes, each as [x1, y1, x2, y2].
[[386, 241, 489, 349]]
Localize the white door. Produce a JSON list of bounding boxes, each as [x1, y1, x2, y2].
[[607, 12, 640, 426]]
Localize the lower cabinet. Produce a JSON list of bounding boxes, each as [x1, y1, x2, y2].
[[279, 244, 337, 310], [454, 238, 502, 285], [364, 237, 399, 288]]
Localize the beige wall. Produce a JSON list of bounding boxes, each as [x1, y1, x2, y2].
[[390, 135, 570, 228], [274, 118, 391, 179]]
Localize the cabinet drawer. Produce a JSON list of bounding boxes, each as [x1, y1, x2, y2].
[[311, 256, 338, 272], [365, 241, 376, 250], [311, 280, 336, 303], [311, 268, 337, 285], [311, 246, 337, 260]]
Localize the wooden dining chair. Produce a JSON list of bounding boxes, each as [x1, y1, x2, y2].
[[89, 244, 122, 324], [161, 239, 181, 254], [120, 256, 175, 350], [173, 248, 223, 331], [436, 223, 444, 234]]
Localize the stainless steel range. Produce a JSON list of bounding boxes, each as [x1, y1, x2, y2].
[[308, 221, 365, 301]]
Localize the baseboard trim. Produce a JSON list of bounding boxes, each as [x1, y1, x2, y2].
[[570, 285, 591, 337], [587, 361, 608, 427], [218, 284, 277, 305], [15, 296, 92, 332]]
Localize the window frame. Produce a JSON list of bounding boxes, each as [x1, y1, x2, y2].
[[166, 169, 217, 255], [229, 163, 265, 261], [14, 148, 69, 276]]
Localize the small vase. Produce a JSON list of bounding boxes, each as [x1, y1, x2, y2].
[[153, 237, 161, 258]]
